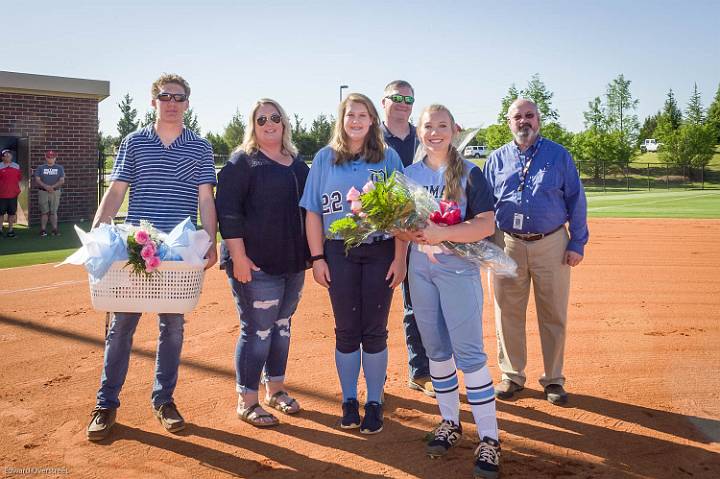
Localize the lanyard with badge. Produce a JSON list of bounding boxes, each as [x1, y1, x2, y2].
[[513, 138, 543, 230]]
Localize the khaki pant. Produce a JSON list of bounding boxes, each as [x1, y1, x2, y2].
[[38, 189, 61, 215], [493, 227, 571, 387]]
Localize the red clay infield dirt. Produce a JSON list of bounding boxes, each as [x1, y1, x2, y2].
[[1, 218, 719, 478]]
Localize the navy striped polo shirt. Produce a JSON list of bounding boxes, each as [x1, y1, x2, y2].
[[110, 126, 217, 233]]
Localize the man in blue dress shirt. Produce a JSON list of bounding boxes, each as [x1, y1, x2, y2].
[[483, 99, 588, 406]]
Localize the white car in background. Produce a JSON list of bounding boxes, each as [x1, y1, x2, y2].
[[640, 138, 662, 153], [463, 145, 489, 158]]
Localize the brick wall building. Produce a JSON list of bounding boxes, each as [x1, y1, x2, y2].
[[0, 71, 109, 226]]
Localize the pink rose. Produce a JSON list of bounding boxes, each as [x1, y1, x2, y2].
[[141, 243, 156, 260], [134, 230, 149, 245], [350, 200, 363, 214], [145, 255, 161, 272], [362, 181, 375, 193], [346, 186, 361, 202]]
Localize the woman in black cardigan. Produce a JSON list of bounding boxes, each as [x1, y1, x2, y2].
[[215, 98, 309, 427]]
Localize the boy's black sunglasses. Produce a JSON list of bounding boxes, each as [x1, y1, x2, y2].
[[156, 93, 188, 102]]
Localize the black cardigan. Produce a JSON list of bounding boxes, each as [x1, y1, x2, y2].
[[216, 150, 310, 275]]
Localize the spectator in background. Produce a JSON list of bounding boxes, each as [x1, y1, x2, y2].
[[0, 149, 22, 238], [34, 150, 65, 236]]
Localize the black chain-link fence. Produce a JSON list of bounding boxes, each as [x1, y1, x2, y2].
[[576, 161, 719, 191]]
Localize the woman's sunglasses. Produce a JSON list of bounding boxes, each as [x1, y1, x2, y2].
[[156, 93, 188, 102], [256, 114, 282, 126], [385, 94, 415, 105]]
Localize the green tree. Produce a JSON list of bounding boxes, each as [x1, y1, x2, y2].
[[309, 114, 333, 146], [116, 93, 139, 143], [472, 127, 488, 146], [183, 108, 201, 135], [485, 123, 513, 150], [605, 74, 639, 143], [97, 131, 117, 156], [522, 73, 559, 121], [574, 76, 639, 172], [685, 83, 705, 125], [140, 109, 156, 127], [662, 88, 683, 130], [541, 122, 573, 147], [497, 84, 520, 123], [571, 129, 629, 178], [707, 82, 720, 142], [583, 97, 607, 131], [659, 123, 716, 168], [292, 114, 334, 157], [205, 132, 230, 160], [223, 109, 246, 150]]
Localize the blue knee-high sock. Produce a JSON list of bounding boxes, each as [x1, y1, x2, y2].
[[335, 349, 361, 401], [430, 357, 460, 423], [465, 365, 498, 441], [362, 348, 388, 404]]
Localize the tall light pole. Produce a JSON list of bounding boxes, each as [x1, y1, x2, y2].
[[339, 84, 349, 102]]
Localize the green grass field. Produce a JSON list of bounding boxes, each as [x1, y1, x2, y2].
[[587, 190, 720, 218], [0, 222, 87, 269]]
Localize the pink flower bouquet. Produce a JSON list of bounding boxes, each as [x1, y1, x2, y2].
[[126, 220, 164, 275]]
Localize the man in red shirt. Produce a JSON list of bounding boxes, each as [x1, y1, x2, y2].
[[0, 149, 22, 238]]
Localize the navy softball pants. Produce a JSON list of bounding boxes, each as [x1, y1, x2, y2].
[[325, 239, 395, 354]]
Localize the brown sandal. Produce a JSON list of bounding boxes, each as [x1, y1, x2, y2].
[[238, 403, 279, 427], [265, 391, 300, 415]]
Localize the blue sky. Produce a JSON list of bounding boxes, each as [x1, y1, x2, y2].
[[3, 0, 719, 137]]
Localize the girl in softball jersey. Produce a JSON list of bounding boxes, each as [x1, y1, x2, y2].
[[299, 93, 406, 434], [402, 104, 501, 478]]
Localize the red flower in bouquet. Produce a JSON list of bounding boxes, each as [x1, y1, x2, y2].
[[428, 200, 462, 226]]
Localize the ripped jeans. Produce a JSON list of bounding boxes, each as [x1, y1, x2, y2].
[[226, 266, 305, 393]]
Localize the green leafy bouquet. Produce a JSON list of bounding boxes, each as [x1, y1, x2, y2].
[[328, 171, 517, 277]]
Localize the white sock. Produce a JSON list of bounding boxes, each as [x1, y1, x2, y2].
[[464, 365, 498, 440], [430, 357, 460, 424]]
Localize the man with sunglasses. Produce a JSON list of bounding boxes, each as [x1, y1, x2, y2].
[[482, 99, 588, 406], [380, 80, 433, 398], [87, 73, 218, 441]]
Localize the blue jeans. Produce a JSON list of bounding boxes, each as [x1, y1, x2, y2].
[[96, 312, 185, 409], [226, 267, 305, 393], [409, 249, 487, 373]]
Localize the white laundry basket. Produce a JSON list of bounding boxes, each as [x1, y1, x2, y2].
[[89, 260, 206, 313]]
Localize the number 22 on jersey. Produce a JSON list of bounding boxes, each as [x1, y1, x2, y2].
[[322, 191, 343, 214]]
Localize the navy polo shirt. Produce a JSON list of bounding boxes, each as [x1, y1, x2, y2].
[[381, 123, 418, 167]]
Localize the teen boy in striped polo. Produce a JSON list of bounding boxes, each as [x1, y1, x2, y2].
[[86, 73, 218, 441]]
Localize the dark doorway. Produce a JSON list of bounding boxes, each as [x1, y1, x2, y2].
[[0, 135, 31, 225]]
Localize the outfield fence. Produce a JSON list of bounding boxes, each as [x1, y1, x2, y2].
[[96, 153, 720, 206], [576, 161, 720, 192]]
